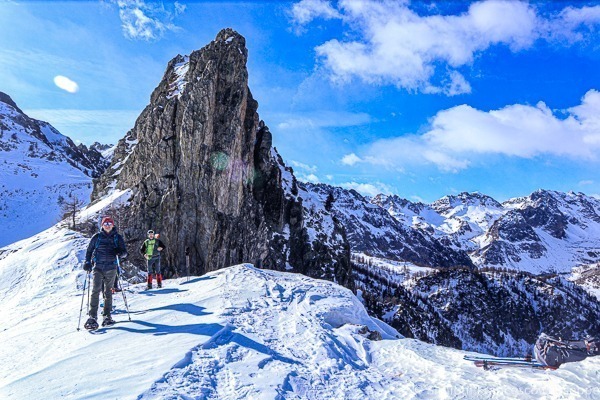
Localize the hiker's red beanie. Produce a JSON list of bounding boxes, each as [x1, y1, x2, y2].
[[101, 216, 115, 226]]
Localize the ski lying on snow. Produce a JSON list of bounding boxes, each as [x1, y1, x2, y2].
[[472, 360, 554, 370], [463, 356, 555, 370], [463, 355, 534, 362]]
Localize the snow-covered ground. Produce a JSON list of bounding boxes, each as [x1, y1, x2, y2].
[[1, 228, 599, 399], [0, 138, 92, 247]]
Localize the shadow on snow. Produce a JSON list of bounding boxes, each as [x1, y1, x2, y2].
[[179, 275, 217, 285]]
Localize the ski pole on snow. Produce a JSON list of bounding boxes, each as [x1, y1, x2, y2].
[[77, 272, 90, 331], [116, 256, 132, 321]]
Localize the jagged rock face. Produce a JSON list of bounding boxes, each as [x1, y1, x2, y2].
[[358, 267, 600, 356], [302, 183, 474, 268], [92, 29, 352, 286]]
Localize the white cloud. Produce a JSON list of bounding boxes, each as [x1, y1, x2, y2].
[[579, 180, 594, 186], [53, 75, 79, 93], [113, 0, 185, 41], [345, 89, 600, 172], [304, 173, 320, 183], [424, 91, 600, 158], [295, 1, 600, 95], [339, 181, 396, 197], [289, 160, 320, 183], [291, 0, 341, 26], [424, 71, 472, 96], [341, 153, 362, 166], [290, 160, 318, 173], [545, 6, 600, 42]]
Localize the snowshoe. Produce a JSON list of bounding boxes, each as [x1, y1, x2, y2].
[[84, 317, 99, 330], [102, 315, 116, 327], [147, 284, 152, 290]]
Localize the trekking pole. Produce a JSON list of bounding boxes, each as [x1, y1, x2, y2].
[[116, 256, 132, 321], [76, 271, 90, 331], [86, 272, 91, 316], [185, 247, 190, 283]]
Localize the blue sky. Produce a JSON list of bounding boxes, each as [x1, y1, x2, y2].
[[1, 0, 600, 202]]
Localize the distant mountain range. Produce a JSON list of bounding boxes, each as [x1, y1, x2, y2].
[[303, 182, 600, 275], [0, 91, 111, 246]]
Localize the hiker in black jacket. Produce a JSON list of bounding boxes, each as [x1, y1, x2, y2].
[[140, 230, 166, 289], [82, 216, 128, 329]]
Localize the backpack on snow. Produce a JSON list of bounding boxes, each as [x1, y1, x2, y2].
[[534, 333, 599, 368]]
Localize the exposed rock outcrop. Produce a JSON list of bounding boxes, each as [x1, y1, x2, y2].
[[92, 29, 351, 286]]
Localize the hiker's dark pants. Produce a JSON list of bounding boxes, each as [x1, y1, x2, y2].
[[89, 268, 118, 318], [147, 256, 161, 274]]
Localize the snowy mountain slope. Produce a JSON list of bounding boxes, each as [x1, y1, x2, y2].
[[0, 92, 109, 247], [1, 228, 599, 399], [301, 182, 473, 269], [372, 192, 505, 253], [346, 187, 600, 276], [476, 190, 600, 273]]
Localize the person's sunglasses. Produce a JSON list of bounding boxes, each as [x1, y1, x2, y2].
[[103, 222, 113, 226]]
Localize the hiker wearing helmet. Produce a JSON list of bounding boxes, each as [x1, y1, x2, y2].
[[82, 216, 128, 330], [140, 230, 166, 289]]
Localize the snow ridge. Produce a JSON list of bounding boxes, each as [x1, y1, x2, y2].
[[1, 228, 599, 399]]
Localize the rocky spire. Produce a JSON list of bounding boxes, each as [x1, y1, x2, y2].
[[93, 29, 352, 286]]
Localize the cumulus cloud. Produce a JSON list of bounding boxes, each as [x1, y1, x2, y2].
[[290, 160, 318, 173], [53, 75, 79, 93], [545, 5, 600, 42], [339, 181, 396, 197], [342, 89, 600, 172], [341, 153, 362, 166], [113, 0, 185, 41], [289, 160, 320, 183], [293, 0, 600, 95], [291, 0, 341, 26], [304, 173, 320, 183]]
